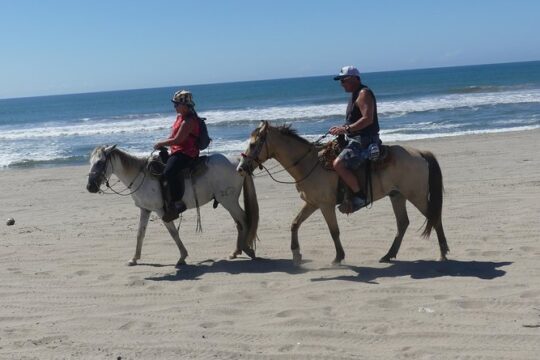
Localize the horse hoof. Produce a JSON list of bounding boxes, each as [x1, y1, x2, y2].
[[331, 259, 342, 265], [127, 259, 137, 266], [379, 256, 393, 263], [229, 250, 241, 259], [292, 253, 302, 266], [438, 256, 448, 262], [243, 248, 256, 259], [175, 260, 186, 268]]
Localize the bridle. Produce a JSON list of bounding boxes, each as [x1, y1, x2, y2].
[[241, 127, 327, 185], [241, 128, 269, 173], [89, 148, 147, 196]]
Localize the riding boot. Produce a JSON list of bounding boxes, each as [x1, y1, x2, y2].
[[160, 180, 180, 222], [338, 189, 367, 214]]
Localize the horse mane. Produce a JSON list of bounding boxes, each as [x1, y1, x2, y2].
[[112, 148, 147, 170], [275, 124, 313, 146], [97, 146, 148, 173]]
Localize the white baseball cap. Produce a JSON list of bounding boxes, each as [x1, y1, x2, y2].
[[334, 65, 361, 80]]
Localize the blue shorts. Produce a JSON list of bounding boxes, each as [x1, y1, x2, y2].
[[337, 141, 371, 170]]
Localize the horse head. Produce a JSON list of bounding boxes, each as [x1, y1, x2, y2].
[[86, 145, 117, 193], [237, 121, 270, 175]]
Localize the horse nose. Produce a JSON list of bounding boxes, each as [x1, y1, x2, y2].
[[237, 164, 246, 175], [87, 182, 98, 193]]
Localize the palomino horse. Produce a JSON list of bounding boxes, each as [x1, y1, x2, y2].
[[87, 145, 259, 268], [237, 121, 449, 265]]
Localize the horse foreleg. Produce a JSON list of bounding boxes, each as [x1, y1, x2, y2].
[[128, 208, 151, 266], [162, 220, 189, 268], [291, 203, 317, 265], [380, 193, 409, 263], [319, 205, 345, 265]]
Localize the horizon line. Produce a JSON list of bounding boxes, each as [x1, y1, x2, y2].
[[2, 59, 539, 101]]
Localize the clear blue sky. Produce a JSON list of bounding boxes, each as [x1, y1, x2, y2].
[[1, 0, 539, 99]]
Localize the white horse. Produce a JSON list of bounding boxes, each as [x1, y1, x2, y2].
[[87, 145, 259, 268]]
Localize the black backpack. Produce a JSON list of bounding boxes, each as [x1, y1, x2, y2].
[[196, 117, 211, 150]]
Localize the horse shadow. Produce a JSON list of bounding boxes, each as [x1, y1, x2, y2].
[[145, 257, 307, 281], [311, 260, 512, 284]]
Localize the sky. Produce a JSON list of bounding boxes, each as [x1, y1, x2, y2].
[[1, 0, 539, 99]]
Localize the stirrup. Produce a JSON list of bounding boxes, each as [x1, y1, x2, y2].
[[174, 201, 187, 214], [162, 202, 179, 222], [337, 196, 367, 214]]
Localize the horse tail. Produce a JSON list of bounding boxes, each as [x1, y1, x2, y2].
[[243, 174, 259, 250], [420, 151, 444, 238]]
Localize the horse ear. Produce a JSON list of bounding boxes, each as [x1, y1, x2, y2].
[[105, 144, 117, 155], [260, 120, 269, 131]]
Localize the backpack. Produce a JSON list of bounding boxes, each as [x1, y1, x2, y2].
[[196, 117, 211, 150]]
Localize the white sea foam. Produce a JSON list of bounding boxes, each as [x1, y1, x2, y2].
[[201, 88, 540, 122], [378, 89, 540, 116], [380, 124, 540, 142], [1, 88, 539, 141], [0, 116, 175, 140]]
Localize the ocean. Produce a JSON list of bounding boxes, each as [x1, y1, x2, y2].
[[1, 60, 539, 169]]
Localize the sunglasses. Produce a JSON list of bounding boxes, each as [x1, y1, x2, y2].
[[340, 76, 352, 83], [172, 102, 181, 107]]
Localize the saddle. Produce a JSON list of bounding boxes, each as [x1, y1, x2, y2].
[[317, 139, 392, 209], [147, 155, 209, 180], [148, 155, 212, 223]]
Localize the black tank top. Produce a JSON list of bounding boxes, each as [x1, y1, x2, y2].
[[345, 85, 380, 138]]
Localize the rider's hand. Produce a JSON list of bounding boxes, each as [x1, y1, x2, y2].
[[153, 142, 164, 150], [329, 126, 346, 135]]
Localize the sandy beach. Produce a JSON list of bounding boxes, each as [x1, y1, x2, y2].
[[1, 129, 540, 359]]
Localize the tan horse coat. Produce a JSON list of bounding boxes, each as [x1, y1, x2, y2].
[[238, 121, 448, 265]]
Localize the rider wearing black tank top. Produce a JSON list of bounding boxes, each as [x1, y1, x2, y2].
[[345, 85, 380, 139], [329, 66, 382, 213]]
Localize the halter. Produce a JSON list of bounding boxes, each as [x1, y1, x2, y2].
[[241, 128, 329, 185], [89, 148, 147, 196]]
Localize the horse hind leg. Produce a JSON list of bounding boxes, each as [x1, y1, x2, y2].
[[407, 193, 449, 261], [435, 221, 449, 261], [380, 193, 409, 263], [221, 198, 255, 259]]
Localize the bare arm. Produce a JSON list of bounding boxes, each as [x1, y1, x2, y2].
[[329, 89, 375, 135]]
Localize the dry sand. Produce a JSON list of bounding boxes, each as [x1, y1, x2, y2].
[[1, 129, 539, 359]]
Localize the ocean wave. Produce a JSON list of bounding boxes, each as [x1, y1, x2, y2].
[[379, 88, 540, 117], [1, 88, 539, 141], [0, 116, 175, 140], [2, 124, 539, 169], [380, 124, 540, 142], [445, 84, 535, 94], [199, 88, 540, 122]]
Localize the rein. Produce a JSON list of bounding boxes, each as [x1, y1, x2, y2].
[[97, 151, 149, 196], [246, 131, 330, 185], [257, 149, 319, 185]]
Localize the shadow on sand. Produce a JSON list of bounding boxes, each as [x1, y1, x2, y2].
[[145, 257, 307, 281], [312, 260, 512, 284]]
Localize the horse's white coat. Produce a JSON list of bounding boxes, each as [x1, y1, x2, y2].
[[88, 146, 258, 267]]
